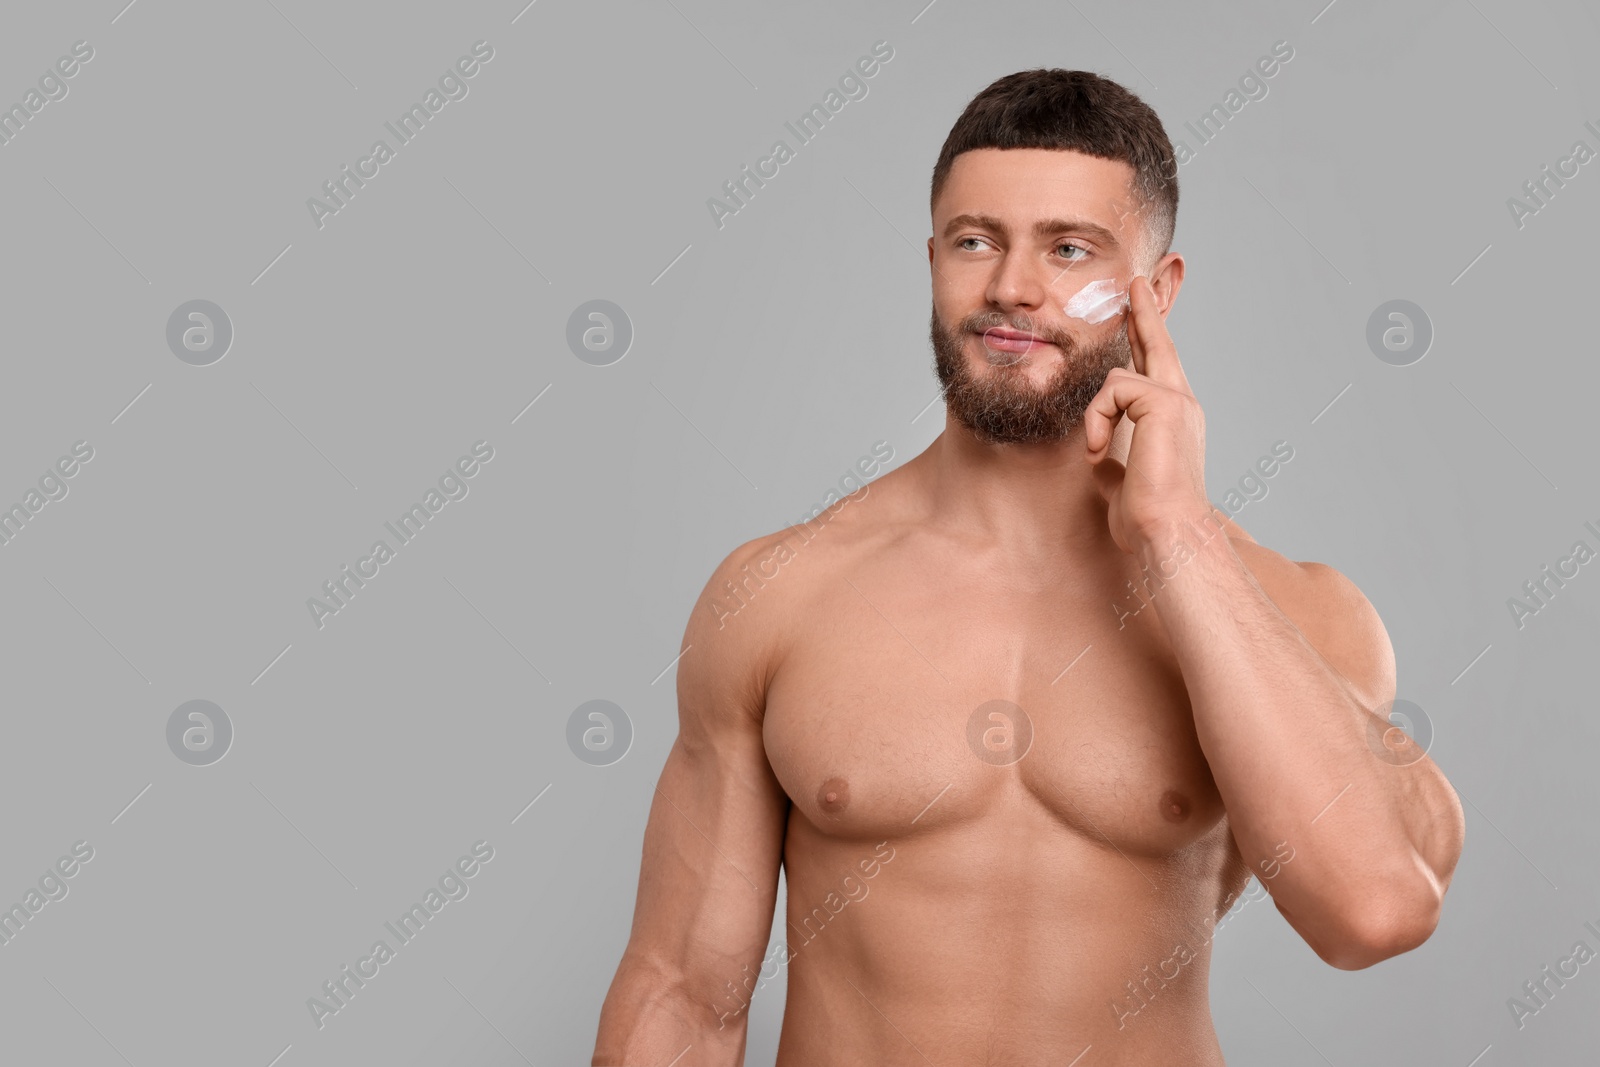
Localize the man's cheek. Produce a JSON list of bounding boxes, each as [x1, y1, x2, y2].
[[1062, 277, 1130, 325]]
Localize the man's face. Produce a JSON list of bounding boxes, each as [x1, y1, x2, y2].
[[928, 147, 1148, 445]]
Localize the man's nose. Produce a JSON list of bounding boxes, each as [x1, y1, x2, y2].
[[986, 249, 1056, 312]]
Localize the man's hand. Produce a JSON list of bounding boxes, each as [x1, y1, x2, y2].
[[1082, 274, 1211, 555]]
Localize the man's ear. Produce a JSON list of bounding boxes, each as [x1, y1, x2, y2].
[[1147, 253, 1185, 318]]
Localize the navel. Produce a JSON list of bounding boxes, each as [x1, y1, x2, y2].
[[1159, 789, 1191, 823], [817, 776, 851, 814]]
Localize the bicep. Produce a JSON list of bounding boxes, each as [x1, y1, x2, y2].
[[619, 541, 791, 1011], [627, 718, 788, 988]]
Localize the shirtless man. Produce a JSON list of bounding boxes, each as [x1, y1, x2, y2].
[[592, 69, 1465, 1066]]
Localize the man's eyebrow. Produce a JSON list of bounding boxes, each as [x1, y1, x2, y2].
[[941, 213, 1121, 247]]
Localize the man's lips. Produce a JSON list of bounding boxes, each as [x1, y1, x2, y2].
[[977, 326, 1057, 354]]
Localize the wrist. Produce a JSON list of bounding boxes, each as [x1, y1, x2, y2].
[[1132, 505, 1231, 570]]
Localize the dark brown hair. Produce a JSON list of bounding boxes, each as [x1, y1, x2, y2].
[[930, 69, 1178, 267]]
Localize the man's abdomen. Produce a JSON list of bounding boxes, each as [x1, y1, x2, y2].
[[769, 789, 1244, 1066]]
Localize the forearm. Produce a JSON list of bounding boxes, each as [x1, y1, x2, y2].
[[1140, 508, 1455, 963], [593, 955, 748, 1067]]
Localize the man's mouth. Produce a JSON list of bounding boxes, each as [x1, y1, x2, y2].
[[977, 326, 1057, 356]]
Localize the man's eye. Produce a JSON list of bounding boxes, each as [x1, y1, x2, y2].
[[956, 237, 1088, 258]]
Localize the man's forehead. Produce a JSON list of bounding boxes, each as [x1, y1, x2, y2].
[[937, 147, 1139, 224]]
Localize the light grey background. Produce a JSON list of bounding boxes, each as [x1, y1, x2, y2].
[[1, 0, 1596, 1064]]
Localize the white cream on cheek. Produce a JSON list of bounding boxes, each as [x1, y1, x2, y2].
[[1063, 277, 1128, 325]]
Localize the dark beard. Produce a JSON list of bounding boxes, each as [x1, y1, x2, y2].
[[930, 301, 1132, 445]]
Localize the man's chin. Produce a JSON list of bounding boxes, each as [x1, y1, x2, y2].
[[957, 412, 1082, 447]]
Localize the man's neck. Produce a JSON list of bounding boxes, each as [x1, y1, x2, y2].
[[908, 414, 1133, 558]]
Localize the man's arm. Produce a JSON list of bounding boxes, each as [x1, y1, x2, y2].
[[592, 538, 791, 1066], [1145, 512, 1465, 970], [1084, 276, 1463, 972]]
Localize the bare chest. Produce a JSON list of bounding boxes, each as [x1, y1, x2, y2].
[[762, 552, 1229, 859]]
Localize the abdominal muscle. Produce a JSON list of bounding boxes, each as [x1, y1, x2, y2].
[[771, 788, 1243, 1067]]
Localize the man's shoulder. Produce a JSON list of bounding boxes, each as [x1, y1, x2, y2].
[[1214, 513, 1365, 612], [716, 470, 903, 597], [685, 476, 902, 692], [709, 490, 880, 615]]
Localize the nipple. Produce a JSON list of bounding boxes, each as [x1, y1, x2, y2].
[[1159, 789, 1191, 823], [818, 777, 851, 814]]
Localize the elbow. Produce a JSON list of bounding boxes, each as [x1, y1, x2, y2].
[[1296, 778, 1462, 971], [1313, 876, 1444, 971], [592, 953, 748, 1064]]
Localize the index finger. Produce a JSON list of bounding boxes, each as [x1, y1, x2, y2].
[[1127, 275, 1191, 393]]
